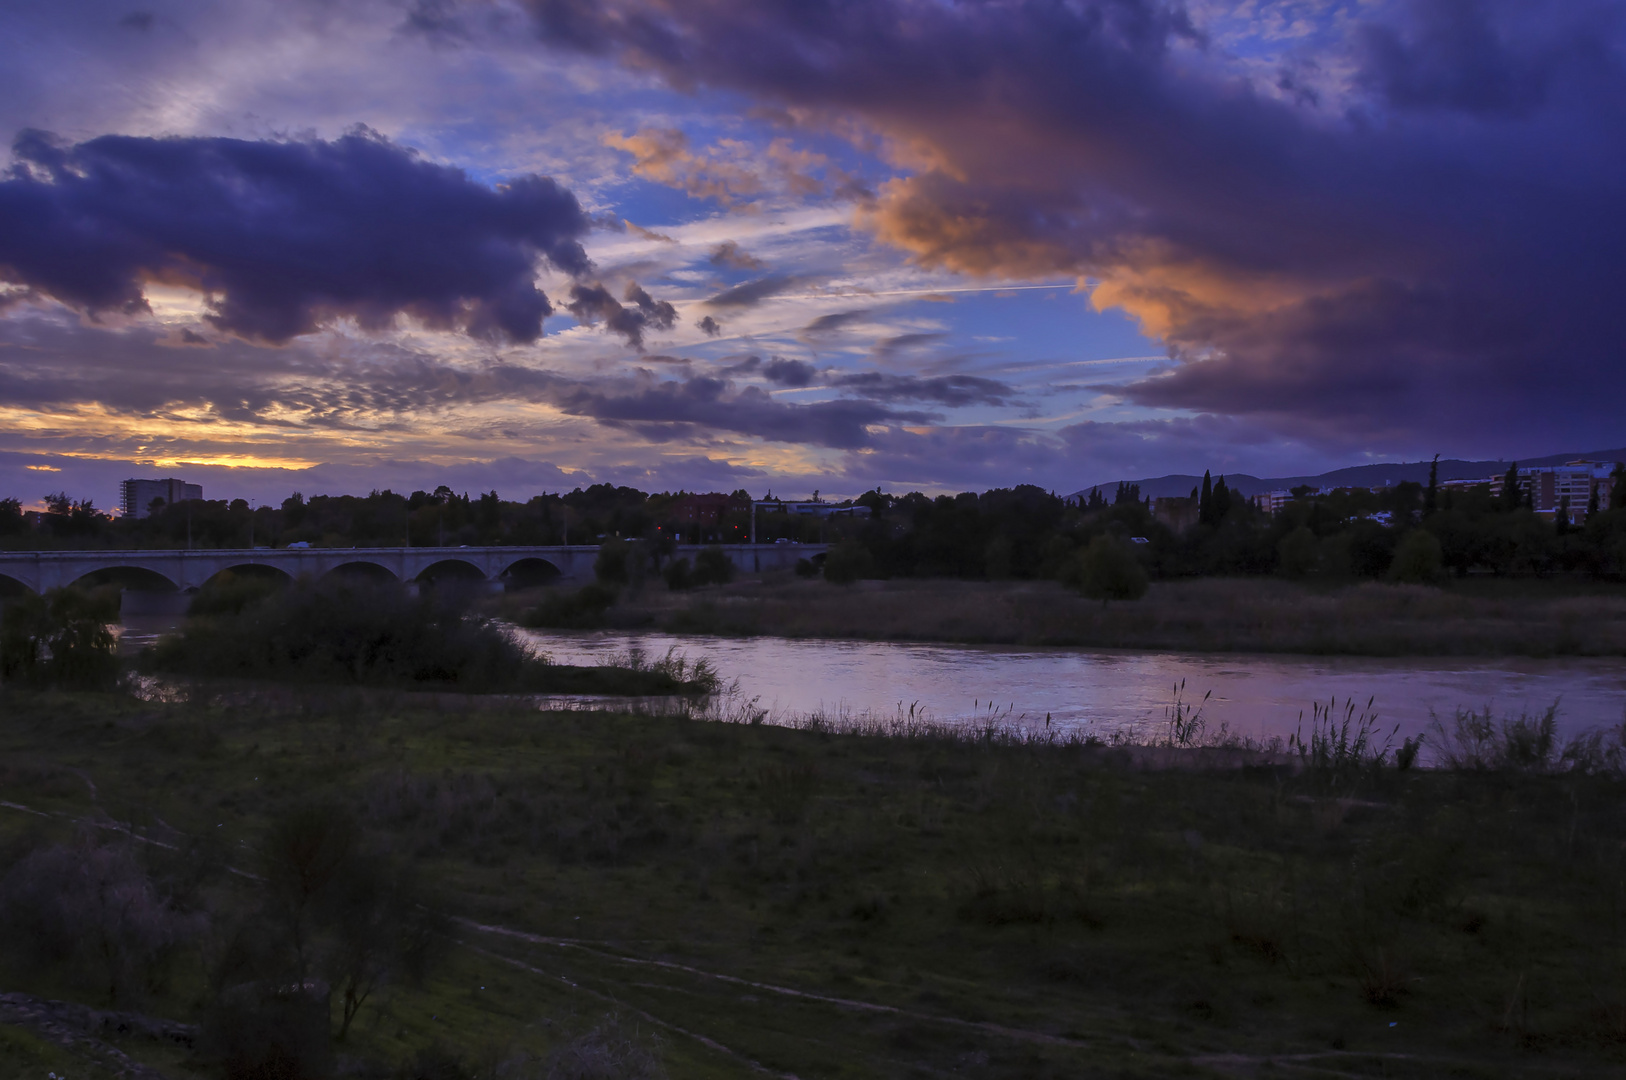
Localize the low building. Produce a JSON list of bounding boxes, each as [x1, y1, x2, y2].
[[1250, 490, 1292, 514], [669, 492, 749, 525], [1516, 461, 1618, 522], [119, 477, 202, 518]]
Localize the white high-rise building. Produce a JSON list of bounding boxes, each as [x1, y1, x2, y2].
[[119, 478, 203, 518]]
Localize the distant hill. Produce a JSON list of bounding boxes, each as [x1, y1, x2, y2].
[[1072, 448, 1626, 502]]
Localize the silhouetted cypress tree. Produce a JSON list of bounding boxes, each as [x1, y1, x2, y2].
[[1199, 470, 1213, 525], [1502, 463, 1521, 511], [1424, 454, 1438, 516], [1588, 482, 1600, 520], [1213, 475, 1232, 520]]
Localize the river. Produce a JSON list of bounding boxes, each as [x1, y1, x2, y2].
[[517, 628, 1626, 744], [117, 614, 1626, 744]]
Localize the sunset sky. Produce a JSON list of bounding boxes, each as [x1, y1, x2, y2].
[[2, 0, 1622, 507]]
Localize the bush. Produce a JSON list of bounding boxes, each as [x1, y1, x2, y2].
[[662, 557, 692, 591], [0, 586, 120, 690], [794, 557, 818, 579], [0, 839, 202, 1004], [594, 539, 630, 585], [1277, 526, 1319, 578], [823, 542, 875, 585], [149, 580, 544, 691], [692, 546, 734, 586], [1389, 529, 1444, 584], [524, 583, 620, 628], [189, 571, 286, 616], [1076, 535, 1148, 603]]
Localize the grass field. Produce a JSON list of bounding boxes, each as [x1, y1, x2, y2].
[[3, 689, 1626, 1078], [514, 574, 1626, 657]]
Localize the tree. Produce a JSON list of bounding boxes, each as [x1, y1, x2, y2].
[[1198, 470, 1214, 526], [1424, 454, 1439, 516], [1212, 475, 1232, 520], [823, 541, 875, 585], [1501, 463, 1521, 511], [1076, 535, 1148, 603], [1588, 481, 1600, 520], [1613, 463, 1626, 511], [0, 496, 23, 535], [1277, 526, 1319, 578], [0, 586, 120, 690], [1390, 529, 1444, 584]]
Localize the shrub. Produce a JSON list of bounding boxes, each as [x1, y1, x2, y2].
[[0, 586, 120, 690], [662, 557, 692, 591], [0, 839, 202, 1004], [524, 583, 620, 629], [540, 1017, 667, 1080], [823, 542, 875, 585], [149, 580, 544, 691], [793, 557, 818, 579], [1389, 529, 1444, 584], [692, 546, 734, 586], [1076, 535, 1148, 603], [189, 571, 285, 616]]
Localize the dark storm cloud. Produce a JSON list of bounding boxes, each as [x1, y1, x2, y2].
[[718, 355, 816, 386], [565, 280, 677, 348], [703, 274, 802, 308], [762, 357, 816, 387], [696, 315, 721, 336], [0, 128, 590, 344], [829, 372, 1014, 407], [528, 0, 1626, 455], [551, 374, 932, 448]]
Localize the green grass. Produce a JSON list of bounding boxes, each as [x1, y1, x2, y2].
[[511, 574, 1626, 656], [2, 690, 1626, 1077]]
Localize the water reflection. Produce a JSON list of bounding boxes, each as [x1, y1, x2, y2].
[[518, 628, 1626, 742], [118, 611, 1626, 743]]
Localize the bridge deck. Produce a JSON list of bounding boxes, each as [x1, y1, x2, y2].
[[0, 543, 826, 593]]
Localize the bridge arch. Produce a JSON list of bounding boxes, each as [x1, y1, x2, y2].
[[0, 573, 32, 599], [322, 560, 399, 583], [69, 564, 182, 592], [414, 559, 488, 586], [199, 564, 296, 589], [499, 556, 562, 589]]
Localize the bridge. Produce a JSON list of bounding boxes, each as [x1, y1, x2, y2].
[[0, 543, 827, 595]]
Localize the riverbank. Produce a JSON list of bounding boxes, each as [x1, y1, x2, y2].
[[509, 575, 1626, 657], [1, 690, 1622, 1078]]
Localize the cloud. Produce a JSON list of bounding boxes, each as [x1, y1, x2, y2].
[[528, 0, 1626, 451], [800, 309, 873, 339], [829, 372, 1014, 407], [762, 357, 816, 387], [696, 314, 721, 336], [703, 274, 804, 308], [550, 372, 932, 448], [707, 240, 764, 270], [565, 280, 677, 349], [0, 128, 592, 344], [603, 126, 865, 208], [603, 128, 764, 205]]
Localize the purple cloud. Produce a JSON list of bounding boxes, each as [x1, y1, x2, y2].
[[0, 128, 590, 344]]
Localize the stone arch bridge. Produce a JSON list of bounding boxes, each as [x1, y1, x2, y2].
[[0, 543, 826, 595]]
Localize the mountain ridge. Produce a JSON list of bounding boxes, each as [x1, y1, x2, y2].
[[1072, 448, 1626, 502]]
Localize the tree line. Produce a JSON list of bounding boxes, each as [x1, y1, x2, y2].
[[7, 464, 1626, 584]]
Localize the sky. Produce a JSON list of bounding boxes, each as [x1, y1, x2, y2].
[[0, 0, 1622, 508]]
